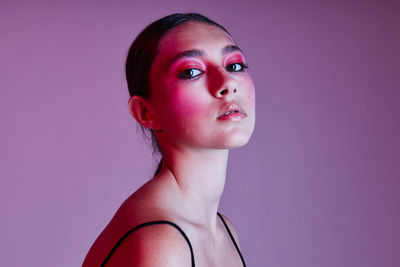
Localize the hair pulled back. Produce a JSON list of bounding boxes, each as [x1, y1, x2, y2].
[[126, 13, 230, 175]]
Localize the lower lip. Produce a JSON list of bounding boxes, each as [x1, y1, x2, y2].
[[217, 112, 247, 121]]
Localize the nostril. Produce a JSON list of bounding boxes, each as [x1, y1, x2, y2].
[[219, 89, 229, 95]]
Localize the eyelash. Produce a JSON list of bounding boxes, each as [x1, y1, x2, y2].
[[226, 63, 249, 73], [177, 63, 249, 80]]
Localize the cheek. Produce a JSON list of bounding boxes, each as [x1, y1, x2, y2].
[[161, 94, 213, 143], [242, 76, 256, 107], [157, 87, 211, 129], [173, 93, 206, 115], [166, 77, 210, 113]]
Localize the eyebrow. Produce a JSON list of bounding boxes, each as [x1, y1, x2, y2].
[[169, 45, 243, 66], [222, 45, 243, 55]]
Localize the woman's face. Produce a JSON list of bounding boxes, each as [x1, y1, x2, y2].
[[149, 21, 255, 150]]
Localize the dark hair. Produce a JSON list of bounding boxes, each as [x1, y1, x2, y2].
[[126, 13, 231, 175]]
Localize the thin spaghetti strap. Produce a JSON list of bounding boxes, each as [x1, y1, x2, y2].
[[101, 220, 195, 267], [217, 213, 247, 267]]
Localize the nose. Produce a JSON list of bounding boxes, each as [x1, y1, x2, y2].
[[218, 87, 237, 97], [210, 67, 239, 98]]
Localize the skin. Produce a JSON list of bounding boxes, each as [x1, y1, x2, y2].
[[83, 21, 255, 267]]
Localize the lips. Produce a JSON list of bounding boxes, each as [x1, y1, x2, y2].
[[217, 102, 247, 121]]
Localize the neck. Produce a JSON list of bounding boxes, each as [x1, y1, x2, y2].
[[157, 146, 229, 229]]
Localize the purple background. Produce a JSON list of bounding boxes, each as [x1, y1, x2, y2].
[[1, 1, 399, 266]]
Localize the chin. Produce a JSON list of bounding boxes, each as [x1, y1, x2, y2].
[[212, 128, 254, 149], [226, 136, 252, 149]]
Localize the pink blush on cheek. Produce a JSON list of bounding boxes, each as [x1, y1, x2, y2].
[[171, 95, 210, 117], [160, 96, 215, 145], [166, 94, 211, 123]]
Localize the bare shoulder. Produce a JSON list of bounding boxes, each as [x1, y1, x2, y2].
[[83, 178, 190, 267], [103, 222, 192, 266], [219, 213, 242, 247]]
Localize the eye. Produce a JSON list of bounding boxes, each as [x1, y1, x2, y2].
[[178, 68, 204, 80], [226, 63, 248, 72]]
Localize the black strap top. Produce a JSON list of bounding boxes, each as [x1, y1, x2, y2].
[[101, 212, 246, 267]]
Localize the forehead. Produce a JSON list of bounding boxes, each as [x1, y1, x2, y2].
[[160, 21, 234, 50], [155, 21, 235, 63]]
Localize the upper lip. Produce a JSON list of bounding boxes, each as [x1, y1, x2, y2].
[[217, 102, 247, 118]]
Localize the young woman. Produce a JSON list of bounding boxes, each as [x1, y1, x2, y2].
[[83, 13, 255, 267]]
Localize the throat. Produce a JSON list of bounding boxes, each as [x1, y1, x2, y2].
[[158, 148, 229, 225]]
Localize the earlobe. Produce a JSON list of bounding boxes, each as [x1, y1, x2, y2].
[[128, 96, 161, 130]]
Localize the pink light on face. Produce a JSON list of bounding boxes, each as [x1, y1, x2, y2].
[[149, 21, 256, 150], [170, 58, 206, 77], [217, 102, 247, 121], [217, 112, 247, 121], [223, 51, 246, 67]]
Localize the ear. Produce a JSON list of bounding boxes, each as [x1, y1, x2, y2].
[[128, 95, 161, 130]]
